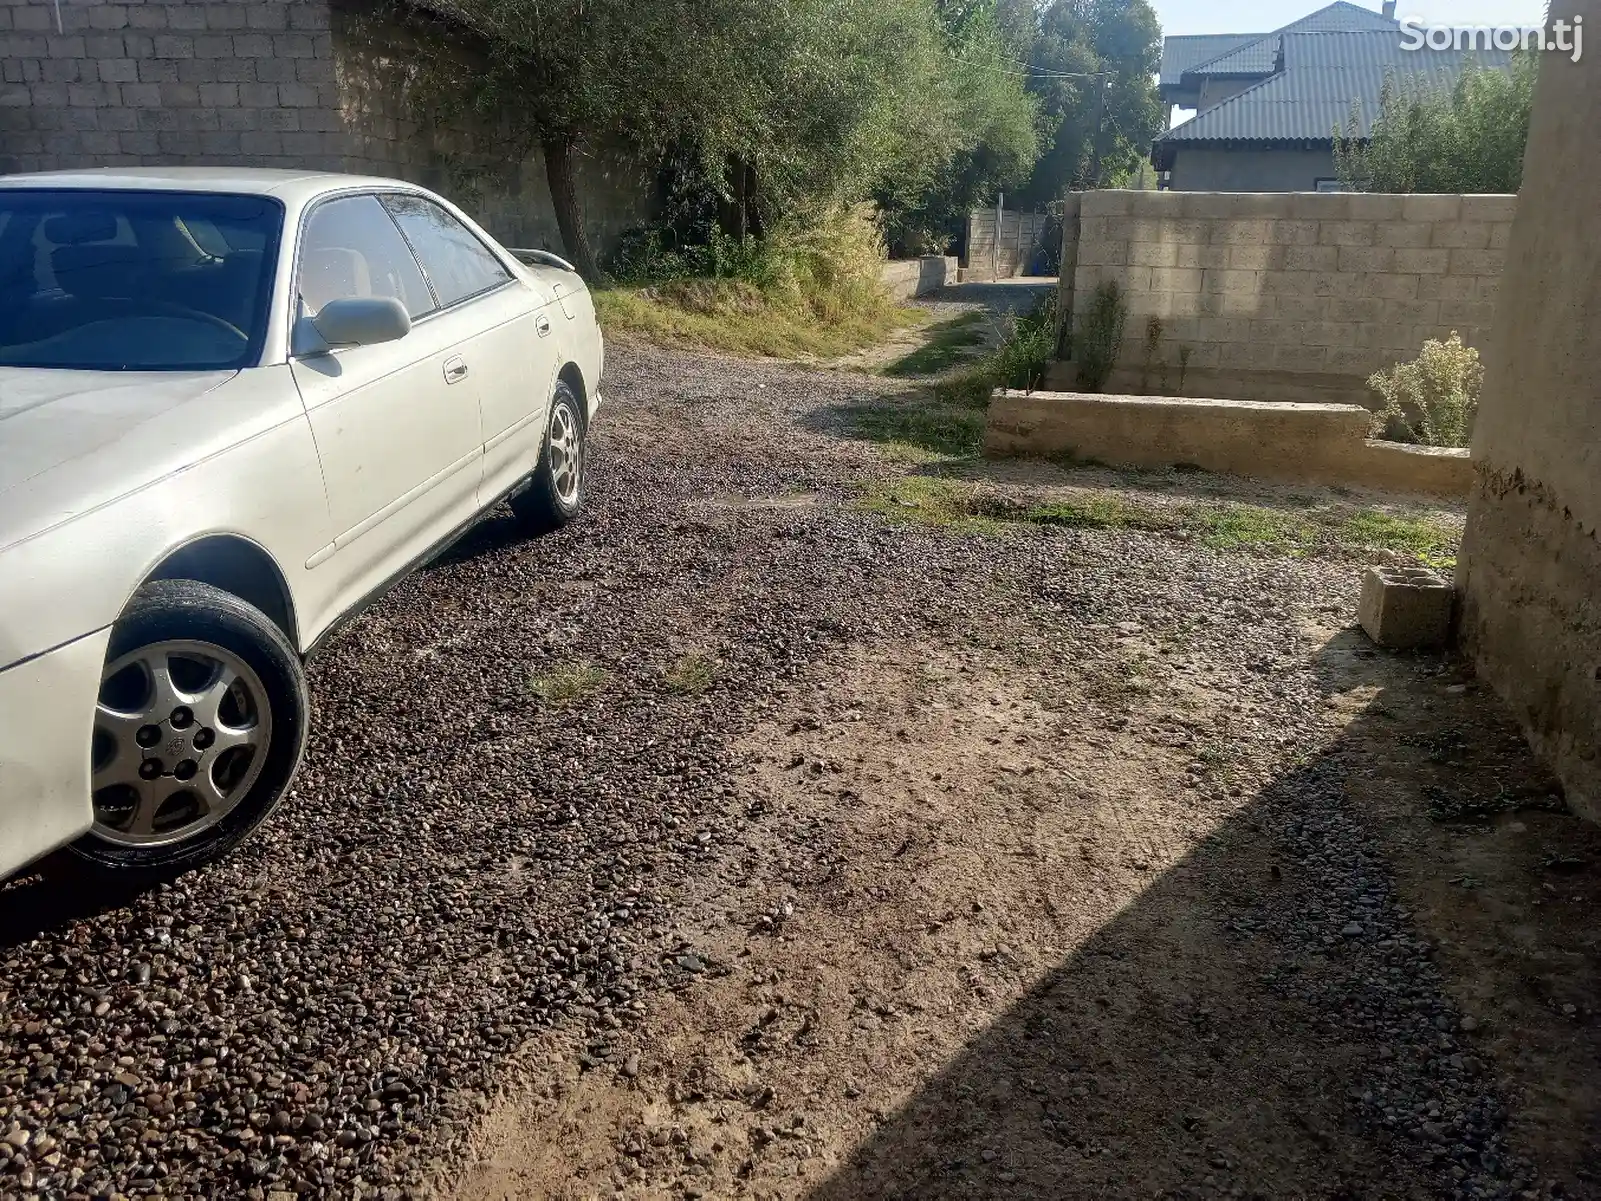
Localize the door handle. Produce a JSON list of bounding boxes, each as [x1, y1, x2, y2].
[[535, 314, 553, 338], [443, 355, 469, 384]]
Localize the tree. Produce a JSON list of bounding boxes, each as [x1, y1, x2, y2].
[[1020, 0, 1163, 204], [1335, 53, 1537, 193], [406, 0, 778, 280], [404, 0, 1036, 277], [875, 0, 1041, 253]]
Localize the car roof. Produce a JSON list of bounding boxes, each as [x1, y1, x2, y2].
[[0, 167, 422, 206]]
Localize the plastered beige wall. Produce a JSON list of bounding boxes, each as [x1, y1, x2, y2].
[[984, 390, 1472, 499], [1456, 4, 1601, 820]]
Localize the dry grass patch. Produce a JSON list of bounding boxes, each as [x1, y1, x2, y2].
[[528, 661, 608, 705]]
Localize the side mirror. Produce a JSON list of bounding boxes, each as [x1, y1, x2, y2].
[[309, 297, 411, 350]]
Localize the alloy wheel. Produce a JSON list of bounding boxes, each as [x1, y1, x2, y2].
[[90, 640, 273, 847]]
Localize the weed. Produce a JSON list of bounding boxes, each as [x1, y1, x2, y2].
[[1074, 280, 1127, 393], [595, 205, 913, 360], [1139, 317, 1163, 393], [1368, 332, 1482, 447], [664, 652, 717, 695], [529, 662, 608, 704], [929, 293, 1058, 407]]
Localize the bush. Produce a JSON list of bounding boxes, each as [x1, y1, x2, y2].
[[934, 292, 1058, 408], [595, 205, 906, 359], [1367, 332, 1483, 447], [1074, 280, 1127, 392]]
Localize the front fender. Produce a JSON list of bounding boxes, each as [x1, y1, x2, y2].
[[0, 369, 333, 670]]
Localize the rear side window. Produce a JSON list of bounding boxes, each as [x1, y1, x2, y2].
[[297, 194, 434, 319], [382, 193, 510, 308]]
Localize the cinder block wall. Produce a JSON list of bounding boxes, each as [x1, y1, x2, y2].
[[0, 0, 346, 172], [0, 0, 655, 255], [1456, 4, 1601, 822], [1059, 190, 1515, 405]]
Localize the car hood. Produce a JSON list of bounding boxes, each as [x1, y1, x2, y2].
[[0, 368, 237, 491], [0, 367, 245, 551]]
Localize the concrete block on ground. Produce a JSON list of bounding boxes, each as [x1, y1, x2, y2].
[[1359, 566, 1454, 650]]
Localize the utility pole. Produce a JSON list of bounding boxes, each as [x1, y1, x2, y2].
[[1088, 72, 1109, 189], [994, 191, 1003, 280]]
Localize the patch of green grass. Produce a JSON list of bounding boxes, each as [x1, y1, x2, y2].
[[664, 652, 717, 695], [882, 313, 989, 378], [1193, 504, 1319, 553], [849, 401, 987, 461], [854, 476, 1004, 534], [529, 661, 608, 705], [850, 473, 1463, 568], [1022, 495, 1177, 533], [1339, 510, 1459, 569]]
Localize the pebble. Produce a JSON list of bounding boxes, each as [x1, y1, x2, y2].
[[0, 344, 1529, 1200]]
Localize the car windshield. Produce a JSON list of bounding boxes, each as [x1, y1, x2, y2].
[[0, 189, 283, 372]]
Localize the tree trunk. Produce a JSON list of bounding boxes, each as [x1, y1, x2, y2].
[[544, 136, 604, 284]]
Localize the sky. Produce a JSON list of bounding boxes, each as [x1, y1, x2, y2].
[[1151, 0, 1554, 38]]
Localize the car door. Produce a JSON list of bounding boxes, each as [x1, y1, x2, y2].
[[289, 193, 484, 606], [380, 192, 559, 506]]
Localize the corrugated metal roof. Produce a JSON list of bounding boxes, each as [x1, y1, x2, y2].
[[1158, 30, 1513, 145], [1160, 35, 1263, 87], [1183, 1, 1399, 78]]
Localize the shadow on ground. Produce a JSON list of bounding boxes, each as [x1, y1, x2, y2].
[[807, 633, 1600, 1200]]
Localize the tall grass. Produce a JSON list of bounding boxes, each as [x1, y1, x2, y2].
[[595, 206, 911, 358]]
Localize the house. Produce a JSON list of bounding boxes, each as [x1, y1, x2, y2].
[[1153, 1, 1514, 192]]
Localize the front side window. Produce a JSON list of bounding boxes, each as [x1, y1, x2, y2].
[[383, 194, 510, 308], [0, 189, 283, 372], [297, 194, 435, 321]]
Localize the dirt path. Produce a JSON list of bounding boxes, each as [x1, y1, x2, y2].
[[442, 351, 1596, 1201], [832, 278, 1055, 375]]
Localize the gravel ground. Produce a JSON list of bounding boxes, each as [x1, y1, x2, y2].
[[0, 341, 1592, 1200]]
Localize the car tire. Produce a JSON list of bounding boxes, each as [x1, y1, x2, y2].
[[510, 379, 586, 535], [56, 579, 309, 886]]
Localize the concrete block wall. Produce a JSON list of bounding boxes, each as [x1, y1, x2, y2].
[[880, 256, 956, 303], [0, 0, 656, 256], [0, 0, 347, 173], [966, 207, 1051, 281], [1064, 189, 1515, 406]]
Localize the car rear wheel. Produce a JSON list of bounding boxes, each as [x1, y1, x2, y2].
[[510, 379, 586, 534], [62, 579, 309, 884]]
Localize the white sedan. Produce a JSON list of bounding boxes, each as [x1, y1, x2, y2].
[[0, 168, 603, 883]]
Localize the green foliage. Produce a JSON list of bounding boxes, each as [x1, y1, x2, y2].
[[1018, 0, 1165, 204], [1335, 54, 1537, 193], [401, 0, 1043, 273], [935, 292, 1059, 406], [1074, 280, 1126, 392], [877, 2, 1042, 254], [596, 205, 912, 359], [1368, 332, 1484, 448]]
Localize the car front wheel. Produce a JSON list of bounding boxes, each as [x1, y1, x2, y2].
[[510, 379, 586, 534], [63, 579, 309, 884]]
